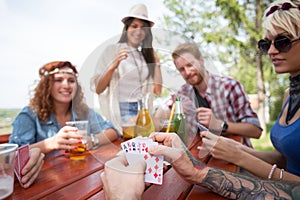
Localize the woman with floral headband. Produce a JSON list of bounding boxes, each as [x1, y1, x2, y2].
[[91, 4, 162, 134], [101, 0, 300, 199], [9, 61, 119, 154]]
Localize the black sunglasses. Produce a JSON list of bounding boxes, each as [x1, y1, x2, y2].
[[265, 2, 300, 17], [258, 35, 300, 54]]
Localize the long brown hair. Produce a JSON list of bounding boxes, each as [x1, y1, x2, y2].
[[30, 61, 88, 121], [118, 17, 156, 78]]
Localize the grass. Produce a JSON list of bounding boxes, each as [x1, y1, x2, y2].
[[251, 134, 274, 151], [251, 123, 274, 151], [0, 108, 20, 135]]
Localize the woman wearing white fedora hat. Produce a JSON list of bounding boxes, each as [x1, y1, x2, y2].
[[92, 4, 162, 134]]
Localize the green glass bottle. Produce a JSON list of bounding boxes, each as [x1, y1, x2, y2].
[[173, 97, 187, 145]]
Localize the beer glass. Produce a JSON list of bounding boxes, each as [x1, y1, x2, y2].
[[66, 121, 88, 160]]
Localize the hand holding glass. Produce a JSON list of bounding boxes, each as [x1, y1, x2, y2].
[[66, 121, 88, 160]]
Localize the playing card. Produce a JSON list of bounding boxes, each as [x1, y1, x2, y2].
[[121, 142, 129, 153], [197, 122, 222, 136], [197, 122, 208, 132], [14, 144, 30, 187], [121, 139, 136, 153], [131, 140, 138, 152], [143, 153, 163, 184], [134, 137, 154, 154], [121, 137, 164, 184]]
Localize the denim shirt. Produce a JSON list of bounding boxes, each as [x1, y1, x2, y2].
[[9, 106, 120, 146]]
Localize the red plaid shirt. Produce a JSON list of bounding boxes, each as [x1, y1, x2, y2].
[[177, 72, 261, 146]]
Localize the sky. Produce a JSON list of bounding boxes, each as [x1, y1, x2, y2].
[[0, 0, 176, 109]]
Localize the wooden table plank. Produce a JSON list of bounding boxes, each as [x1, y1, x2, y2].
[[42, 170, 104, 200], [87, 190, 105, 200], [12, 134, 242, 200], [39, 141, 124, 200], [185, 134, 242, 200], [89, 140, 123, 163], [12, 151, 103, 200], [189, 134, 212, 163], [0, 133, 10, 143], [12, 140, 123, 200]]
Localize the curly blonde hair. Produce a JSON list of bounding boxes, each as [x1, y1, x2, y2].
[[30, 61, 88, 121]]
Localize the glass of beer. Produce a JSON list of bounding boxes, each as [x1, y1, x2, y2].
[[66, 120, 88, 160], [0, 143, 18, 200], [159, 119, 174, 132], [122, 123, 135, 139]]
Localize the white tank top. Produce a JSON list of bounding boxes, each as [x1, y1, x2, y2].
[[118, 46, 149, 102]]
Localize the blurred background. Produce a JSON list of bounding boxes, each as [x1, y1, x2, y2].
[[1, 0, 282, 151]]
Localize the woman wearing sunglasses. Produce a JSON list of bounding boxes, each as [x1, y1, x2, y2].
[[199, 0, 300, 182], [101, 0, 300, 199]]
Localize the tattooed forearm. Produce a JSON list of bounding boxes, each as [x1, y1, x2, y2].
[[201, 168, 300, 200]]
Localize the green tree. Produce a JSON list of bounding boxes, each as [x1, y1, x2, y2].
[[161, 0, 287, 136]]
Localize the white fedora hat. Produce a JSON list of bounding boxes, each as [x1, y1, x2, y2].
[[121, 4, 154, 27]]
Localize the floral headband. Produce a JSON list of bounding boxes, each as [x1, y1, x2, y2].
[[43, 68, 78, 77], [266, 2, 300, 17]]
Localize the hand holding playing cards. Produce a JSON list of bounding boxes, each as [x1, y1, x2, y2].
[[20, 148, 45, 188], [101, 155, 146, 200], [149, 133, 203, 184]]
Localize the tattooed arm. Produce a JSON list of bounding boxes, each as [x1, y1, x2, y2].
[[181, 148, 300, 199], [199, 132, 299, 182], [200, 167, 300, 200], [150, 133, 300, 200]]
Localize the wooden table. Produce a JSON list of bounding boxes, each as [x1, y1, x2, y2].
[[0, 133, 10, 144], [12, 134, 241, 200]]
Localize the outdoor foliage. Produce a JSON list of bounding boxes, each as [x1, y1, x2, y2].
[[161, 0, 289, 137], [0, 109, 20, 134]]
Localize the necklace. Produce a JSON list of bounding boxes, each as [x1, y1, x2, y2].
[[131, 48, 144, 86], [286, 74, 300, 124], [56, 112, 71, 126]]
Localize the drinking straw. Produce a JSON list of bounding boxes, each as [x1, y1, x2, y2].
[[166, 103, 175, 133]]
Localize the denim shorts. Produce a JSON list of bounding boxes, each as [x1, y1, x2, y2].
[[119, 102, 138, 123]]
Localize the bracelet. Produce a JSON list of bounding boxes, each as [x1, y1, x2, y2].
[[279, 168, 284, 180], [268, 164, 277, 179]]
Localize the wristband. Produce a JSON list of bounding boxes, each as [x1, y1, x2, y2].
[[268, 164, 277, 179], [279, 168, 284, 180]]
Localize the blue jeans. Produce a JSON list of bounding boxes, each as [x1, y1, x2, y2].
[[119, 102, 138, 123]]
